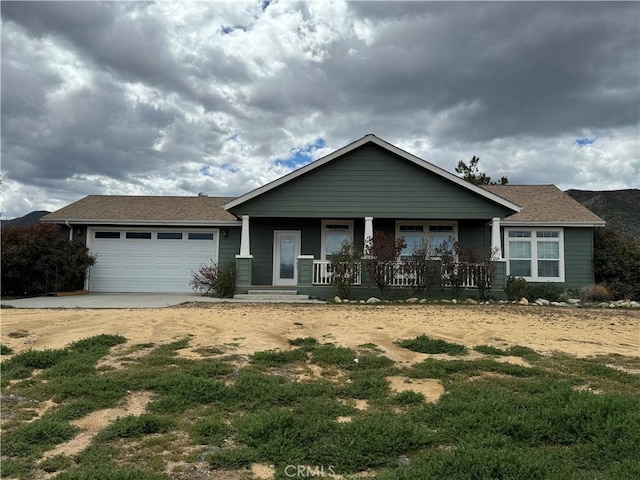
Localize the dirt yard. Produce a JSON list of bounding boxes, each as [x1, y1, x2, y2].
[[2, 303, 638, 361]]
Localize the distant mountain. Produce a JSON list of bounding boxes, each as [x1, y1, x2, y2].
[[566, 189, 640, 239], [1, 210, 50, 229]]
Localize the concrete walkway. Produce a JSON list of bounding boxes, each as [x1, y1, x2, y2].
[[2, 293, 325, 309], [3, 293, 228, 309]]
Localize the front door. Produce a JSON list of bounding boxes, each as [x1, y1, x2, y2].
[[273, 230, 301, 286]]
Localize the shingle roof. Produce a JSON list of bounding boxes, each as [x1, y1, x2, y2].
[[42, 195, 238, 224], [42, 187, 605, 226], [482, 185, 605, 225]]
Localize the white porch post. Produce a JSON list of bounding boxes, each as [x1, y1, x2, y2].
[[240, 215, 251, 256], [491, 217, 502, 259], [364, 216, 374, 247]]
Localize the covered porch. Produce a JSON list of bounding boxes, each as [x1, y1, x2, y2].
[[234, 215, 507, 298]]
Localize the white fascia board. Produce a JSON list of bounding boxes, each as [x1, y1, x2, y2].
[[224, 134, 522, 213], [41, 219, 242, 227], [500, 221, 606, 227]]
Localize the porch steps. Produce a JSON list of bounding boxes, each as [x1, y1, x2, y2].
[[233, 290, 311, 302]]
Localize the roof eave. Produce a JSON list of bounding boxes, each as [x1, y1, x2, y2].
[[500, 220, 606, 227], [41, 218, 242, 227], [224, 135, 522, 213]]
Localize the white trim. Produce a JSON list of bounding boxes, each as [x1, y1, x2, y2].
[[224, 135, 521, 212], [240, 215, 251, 256], [321, 219, 354, 260], [364, 217, 374, 245], [504, 227, 565, 282], [491, 217, 502, 259], [273, 230, 301, 286]]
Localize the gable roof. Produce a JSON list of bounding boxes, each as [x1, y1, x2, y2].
[[482, 185, 605, 226], [224, 134, 522, 213], [42, 195, 239, 226]]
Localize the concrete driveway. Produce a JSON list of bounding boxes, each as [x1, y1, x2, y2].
[[1, 293, 228, 309]]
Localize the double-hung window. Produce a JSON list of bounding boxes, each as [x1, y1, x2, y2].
[[322, 220, 353, 259], [505, 228, 563, 281], [396, 222, 457, 259]]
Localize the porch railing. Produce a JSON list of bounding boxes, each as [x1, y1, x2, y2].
[[313, 260, 362, 286], [313, 259, 490, 289]]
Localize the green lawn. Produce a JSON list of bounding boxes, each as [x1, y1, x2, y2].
[[1, 332, 639, 479]]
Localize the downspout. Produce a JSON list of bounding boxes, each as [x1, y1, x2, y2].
[[64, 221, 73, 241]]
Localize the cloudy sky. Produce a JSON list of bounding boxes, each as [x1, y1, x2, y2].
[[1, 1, 639, 219]]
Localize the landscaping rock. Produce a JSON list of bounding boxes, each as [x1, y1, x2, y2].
[[535, 298, 550, 306], [360, 300, 365, 304], [465, 298, 478, 305], [498, 300, 508, 305], [406, 297, 419, 303], [550, 302, 563, 307], [567, 298, 581, 305], [451, 299, 457, 304], [441, 299, 452, 304], [519, 297, 529, 305], [366, 297, 381, 304], [631, 301, 640, 308], [334, 296, 342, 304], [419, 299, 428, 304]]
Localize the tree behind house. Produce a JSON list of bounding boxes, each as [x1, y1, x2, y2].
[[455, 156, 508, 185]]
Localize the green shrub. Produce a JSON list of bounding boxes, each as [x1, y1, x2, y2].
[[39, 454, 74, 473], [216, 261, 237, 298], [96, 414, 174, 442], [190, 260, 236, 298], [504, 275, 528, 301], [1, 343, 14, 355], [207, 447, 259, 469], [526, 282, 566, 302], [396, 335, 467, 356], [288, 337, 319, 349], [55, 467, 169, 480], [250, 348, 308, 366], [1, 223, 96, 296], [3, 418, 79, 457], [191, 416, 228, 445], [391, 390, 425, 406], [594, 226, 640, 300]]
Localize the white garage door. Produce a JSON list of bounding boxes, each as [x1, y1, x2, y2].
[[89, 229, 218, 293]]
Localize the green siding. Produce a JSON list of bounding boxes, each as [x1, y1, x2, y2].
[[250, 219, 321, 285], [218, 227, 241, 266], [564, 227, 595, 289], [231, 144, 514, 219]]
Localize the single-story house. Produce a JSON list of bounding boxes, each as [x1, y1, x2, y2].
[[43, 134, 605, 297]]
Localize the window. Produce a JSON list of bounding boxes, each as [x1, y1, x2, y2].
[[396, 222, 457, 258], [95, 231, 120, 239], [428, 225, 455, 255], [399, 225, 425, 259], [157, 232, 183, 240], [126, 232, 152, 239], [505, 228, 563, 281], [188, 233, 214, 240], [322, 220, 353, 259]]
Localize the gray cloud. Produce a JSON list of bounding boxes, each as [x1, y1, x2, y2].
[[1, 1, 638, 219]]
